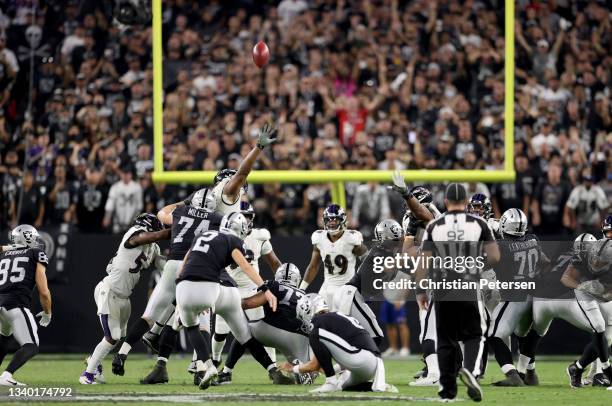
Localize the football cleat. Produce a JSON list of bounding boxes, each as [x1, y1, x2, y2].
[[458, 368, 482, 402], [216, 371, 232, 385], [140, 362, 169, 384], [142, 332, 161, 354], [310, 379, 341, 393], [492, 370, 525, 387], [78, 371, 96, 385], [269, 367, 295, 385], [567, 361, 583, 388], [384, 384, 399, 393], [591, 373, 611, 387], [414, 365, 428, 379], [195, 367, 218, 390], [84, 357, 105, 383], [111, 353, 127, 376], [522, 369, 539, 386], [409, 376, 439, 386], [187, 360, 197, 375]]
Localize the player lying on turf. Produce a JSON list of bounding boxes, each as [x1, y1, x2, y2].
[[0, 225, 52, 386], [286, 293, 397, 393], [80, 214, 169, 384], [111, 188, 220, 379], [175, 213, 292, 389], [300, 204, 367, 305], [216, 263, 313, 385], [211, 202, 282, 371], [332, 219, 405, 346]]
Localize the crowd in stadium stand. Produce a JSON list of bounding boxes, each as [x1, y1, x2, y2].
[[0, 0, 609, 238]]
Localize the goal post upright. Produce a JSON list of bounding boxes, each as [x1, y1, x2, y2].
[[152, 0, 515, 205]]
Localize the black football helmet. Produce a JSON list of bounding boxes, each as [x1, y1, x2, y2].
[[133, 213, 163, 232], [603, 214, 612, 239], [213, 169, 248, 193], [410, 186, 432, 204], [323, 204, 347, 235], [467, 193, 492, 219]]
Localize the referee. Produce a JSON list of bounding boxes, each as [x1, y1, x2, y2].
[[416, 183, 499, 402]]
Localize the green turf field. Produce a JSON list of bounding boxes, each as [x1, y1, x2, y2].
[[0, 354, 609, 405]]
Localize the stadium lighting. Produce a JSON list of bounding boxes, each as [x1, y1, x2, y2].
[[151, 0, 515, 208]]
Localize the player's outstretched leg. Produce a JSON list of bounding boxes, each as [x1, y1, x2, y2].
[[140, 325, 178, 384], [81, 336, 116, 385]]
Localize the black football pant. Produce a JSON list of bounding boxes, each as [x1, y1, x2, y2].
[[435, 299, 485, 399]]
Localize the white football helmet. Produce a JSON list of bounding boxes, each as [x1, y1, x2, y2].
[[499, 208, 528, 237], [275, 263, 301, 288], [587, 239, 612, 275], [573, 233, 597, 255], [373, 219, 404, 242], [296, 293, 329, 332], [220, 212, 249, 240], [190, 188, 217, 211], [10, 225, 41, 248]]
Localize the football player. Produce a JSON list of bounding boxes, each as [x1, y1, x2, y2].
[[175, 213, 292, 389], [563, 238, 612, 388], [211, 201, 282, 370], [212, 123, 276, 215], [80, 214, 168, 384], [603, 215, 612, 239], [300, 204, 367, 305], [333, 219, 405, 346], [286, 294, 396, 393], [111, 188, 220, 381], [392, 175, 441, 386], [531, 233, 610, 386], [218, 263, 311, 385], [486, 209, 548, 387], [0, 225, 52, 386]]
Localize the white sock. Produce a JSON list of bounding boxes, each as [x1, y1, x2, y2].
[[157, 357, 168, 364], [212, 338, 225, 361], [86, 339, 115, 373], [265, 347, 276, 363], [223, 366, 232, 374], [517, 354, 530, 374], [266, 363, 277, 371], [526, 361, 536, 371], [425, 354, 440, 378], [501, 364, 516, 374], [151, 323, 163, 335], [118, 342, 131, 356], [192, 350, 197, 362]]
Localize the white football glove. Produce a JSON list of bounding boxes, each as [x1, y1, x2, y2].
[[36, 311, 52, 327]]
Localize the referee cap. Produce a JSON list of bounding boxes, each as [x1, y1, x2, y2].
[[445, 183, 467, 202]]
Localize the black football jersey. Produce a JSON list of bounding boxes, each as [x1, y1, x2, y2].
[[169, 206, 222, 260], [261, 280, 306, 335], [177, 231, 246, 283], [534, 251, 574, 299], [310, 312, 380, 356], [348, 243, 398, 298], [0, 247, 49, 309], [497, 234, 543, 300]]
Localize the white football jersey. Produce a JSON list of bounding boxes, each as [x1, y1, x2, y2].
[[213, 177, 245, 215], [312, 229, 363, 286], [226, 228, 272, 288], [103, 226, 161, 298], [488, 218, 500, 238]]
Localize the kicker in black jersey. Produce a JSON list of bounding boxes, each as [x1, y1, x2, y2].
[[177, 230, 245, 283], [260, 280, 306, 335], [169, 205, 223, 260], [310, 312, 380, 356], [0, 247, 49, 309]]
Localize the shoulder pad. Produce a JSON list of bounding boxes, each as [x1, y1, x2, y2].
[[347, 230, 363, 245], [525, 233, 540, 242], [251, 228, 271, 241], [311, 230, 324, 245]]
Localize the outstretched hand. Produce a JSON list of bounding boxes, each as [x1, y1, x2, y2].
[[389, 169, 409, 198], [256, 122, 278, 150]]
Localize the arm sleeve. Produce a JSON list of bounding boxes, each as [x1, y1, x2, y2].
[[33, 249, 49, 267]]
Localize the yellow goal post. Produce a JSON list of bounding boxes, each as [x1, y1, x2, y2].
[[151, 0, 516, 209]]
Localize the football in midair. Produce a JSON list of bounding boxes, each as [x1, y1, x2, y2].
[[252, 41, 270, 68]]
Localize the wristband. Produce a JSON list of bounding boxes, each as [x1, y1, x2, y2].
[[293, 364, 300, 374], [299, 281, 310, 290], [257, 284, 269, 293]]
